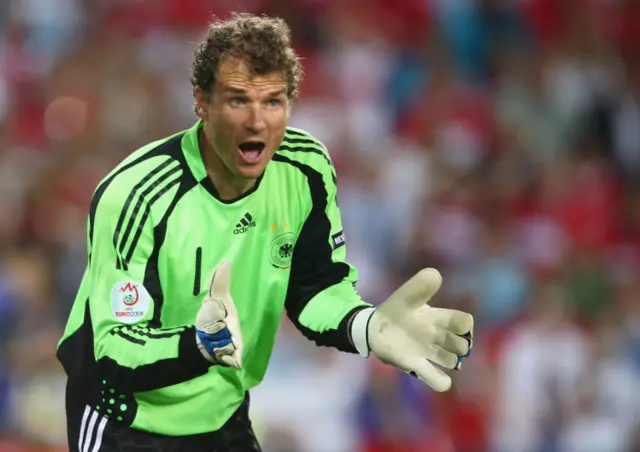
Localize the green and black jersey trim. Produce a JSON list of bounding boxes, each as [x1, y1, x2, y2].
[[112, 158, 178, 270], [111, 327, 146, 345], [271, 153, 354, 352], [279, 129, 338, 184], [58, 299, 211, 426], [87, 132, 199, 328], [88, 133, 186, 263], [114, 161, 182, 271], [146, 168, 199, 327], [110, 324, 189, 346]]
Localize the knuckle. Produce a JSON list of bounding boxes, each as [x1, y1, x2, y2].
[[433, 330, 448, 346], [207, 320, 227, 333]]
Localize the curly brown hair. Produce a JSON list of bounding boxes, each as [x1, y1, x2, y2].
[[191, 13, 303, 101]]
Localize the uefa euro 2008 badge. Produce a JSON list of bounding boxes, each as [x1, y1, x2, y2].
[[111, 281, 151, 324]]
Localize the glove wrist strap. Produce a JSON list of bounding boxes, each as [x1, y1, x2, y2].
[[195, 333, 218, 364], [350, 307, 376, 358]]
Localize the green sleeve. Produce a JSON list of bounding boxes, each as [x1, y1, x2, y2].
[[283, 155, 372, 353], [88, 163, 210, 393]]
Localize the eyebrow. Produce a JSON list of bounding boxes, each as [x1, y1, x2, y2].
[[223, 86, 287, 97], [224, 86, 248, 95], [266, 88, 287, 97]]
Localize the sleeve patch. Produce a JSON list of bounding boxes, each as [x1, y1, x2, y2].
[[332, 230, 346, 250], [111, 281, 151, 324]]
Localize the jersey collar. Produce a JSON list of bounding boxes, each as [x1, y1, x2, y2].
[[181, 120, 208, 183], [181, 119, 266, 204]]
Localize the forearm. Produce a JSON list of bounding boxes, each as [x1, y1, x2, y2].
[[95, 323, 211, 393], [287, 279, 372, 352]]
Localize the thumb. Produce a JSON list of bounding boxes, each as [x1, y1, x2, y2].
[[388, 268, 443, 310], [209, 261, 232, 298], [219, 352, 242, 370]]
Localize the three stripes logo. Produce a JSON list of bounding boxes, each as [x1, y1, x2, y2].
[[112, 157, 182, 271], [78, 405, 108, 452], [234, 212, 256, 235]]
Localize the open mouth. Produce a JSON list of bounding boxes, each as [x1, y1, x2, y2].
[[238, 141, 266, 163]]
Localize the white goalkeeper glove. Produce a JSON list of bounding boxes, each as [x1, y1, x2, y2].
[[195, 261, 243, 369], [351, 268, 473, 392]]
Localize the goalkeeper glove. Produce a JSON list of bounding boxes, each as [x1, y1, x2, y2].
[[350, 268, 473, 392], [195, 261, 243, 369]]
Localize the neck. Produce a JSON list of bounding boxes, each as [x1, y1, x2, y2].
[[198, 128, 256, 201]]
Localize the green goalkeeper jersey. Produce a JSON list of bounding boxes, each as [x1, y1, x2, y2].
[[57, 120, 371, 436]]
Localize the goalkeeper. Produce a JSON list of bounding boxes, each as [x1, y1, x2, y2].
[[57, 12, 474, 452]]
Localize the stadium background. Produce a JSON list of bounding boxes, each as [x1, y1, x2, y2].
[[1, 0, 640, 451]]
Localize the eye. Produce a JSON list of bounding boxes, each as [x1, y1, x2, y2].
[[231, 97, 246, 106], [267, 98, 281, 107]]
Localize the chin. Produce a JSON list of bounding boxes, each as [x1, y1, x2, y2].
[[235, 163, 267, 180], [232, 150, 273, 180]]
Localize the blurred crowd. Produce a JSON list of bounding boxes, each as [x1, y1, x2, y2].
[[1, 0, 640, 451]]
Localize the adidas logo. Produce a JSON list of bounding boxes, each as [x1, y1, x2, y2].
[[233, 212, 256, 234]]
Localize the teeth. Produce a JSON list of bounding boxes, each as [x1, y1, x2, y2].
[[242, 150, 261, 160]]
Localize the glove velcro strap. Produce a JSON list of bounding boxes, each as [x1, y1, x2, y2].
[[196, 328, 233, 365], [350, 307, 376, 358]]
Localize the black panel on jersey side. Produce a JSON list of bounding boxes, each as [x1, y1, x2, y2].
[[57, 301, 140, 426], [58, 301, 209, 423], [57, 299, 96, 385], [271, 154, 354, 352]]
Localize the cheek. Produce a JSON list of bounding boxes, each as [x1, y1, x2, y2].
[[268, 111, 288, 136], [210, 108, 239, 134], [207, 120, 236, 156], [268, 127, 286, 152], [214, 106, 241, 128]]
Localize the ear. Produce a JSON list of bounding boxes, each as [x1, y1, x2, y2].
[[194, 87, 211, 121]]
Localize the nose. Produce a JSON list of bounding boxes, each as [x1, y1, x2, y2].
[[245, 104, 266, 134]]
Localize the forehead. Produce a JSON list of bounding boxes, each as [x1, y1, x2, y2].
[[215, 58, 287, 93]]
